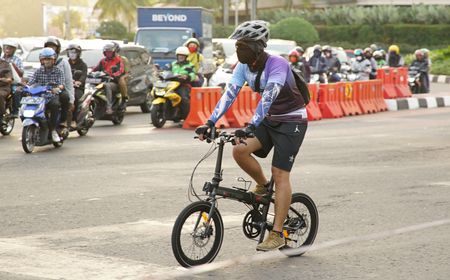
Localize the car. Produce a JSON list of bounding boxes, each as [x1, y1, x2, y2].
[[25, 43, 154, 113]]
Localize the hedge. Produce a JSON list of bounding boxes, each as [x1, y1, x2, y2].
[[316, 24, 450, 46]]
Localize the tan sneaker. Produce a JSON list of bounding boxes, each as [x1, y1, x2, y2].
[[248, 183, 269, 196], [256, 231, 285, 251]]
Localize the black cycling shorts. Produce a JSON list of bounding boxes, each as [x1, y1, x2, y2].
[[253, 119, 307, 172]]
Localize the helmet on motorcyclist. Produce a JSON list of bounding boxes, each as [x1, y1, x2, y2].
[[323, 45, 332, 52], [295, 46, 304, 54], [370, 44, 378, 52], [363, 47, 373, 59], [44, 36, 62, 54], [185, 37, 200, 53], [414, 49, 424, 60], [421, 48, 430, 58], [39, 47, 57, 67], [229, 20, 269, 46], [288, 50, 300, 63], [66, 43, 82, 60], [3, 39, 19, 49], [373, 50, 383, 60], [176, 46, 190, 63], [388, 45, 400, 55], [103, 43, 116, 59], [111, 41, 121, 53], [354, 49, 364, 61]]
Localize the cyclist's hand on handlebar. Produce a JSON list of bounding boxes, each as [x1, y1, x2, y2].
[[195, 120, 215, 141], [234, 124, 255, 145]]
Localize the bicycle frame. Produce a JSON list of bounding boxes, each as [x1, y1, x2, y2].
[[201, 129, 276, 244]]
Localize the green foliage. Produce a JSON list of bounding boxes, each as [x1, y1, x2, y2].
[[270, 17, 319, 44], [96, 21, 128, 40], [258, 5, 450, 25], [212, 24, 235, 38], [51, 10, 85, 38], [430, 46, 450, 75]]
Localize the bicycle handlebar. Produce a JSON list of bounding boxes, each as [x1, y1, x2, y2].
[[195, 127, 254, 145]]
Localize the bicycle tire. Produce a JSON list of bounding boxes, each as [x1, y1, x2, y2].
[[171, 201, 224, 267], [280, 193, 319, 257]]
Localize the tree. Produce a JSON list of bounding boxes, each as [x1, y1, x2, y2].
[[271, 17, 318, 44], [93, 0, 156, 31], [51, 10, 85, 39], [96, 20, 128, 40]]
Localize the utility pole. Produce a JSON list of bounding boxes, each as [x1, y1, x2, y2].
[[250, 0, 256, 20], [65, 0, 71, 39], [233, 0, 239, 26], [224, 0, 229, 26]]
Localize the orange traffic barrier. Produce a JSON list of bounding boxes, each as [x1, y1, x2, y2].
[[183, 87, 228, 129], [394, 67, 412, 98], [335, 82, 354, 116], [364, 81, 378, 113], [209, 90, 230, 128], [306, 83, 322, 121], [377, 68, 397, 99], [318, 83, 343, 118], [371, 80, 388, 112], [353, 81, 373, 114], [225, 86, 253, 128], [345, 82, 363, 115]]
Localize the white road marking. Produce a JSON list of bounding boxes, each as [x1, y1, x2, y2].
[[0, 214, 245, 280]]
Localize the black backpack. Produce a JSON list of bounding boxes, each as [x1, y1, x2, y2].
[[255, 67, 310, 106]]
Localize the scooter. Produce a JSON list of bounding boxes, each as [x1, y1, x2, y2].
[[408, 66, 422, 94], [66, 70, 95, 137], [19, 85, 64, 153], [150, 70, 188, 128], [85, 71, 125, 125]]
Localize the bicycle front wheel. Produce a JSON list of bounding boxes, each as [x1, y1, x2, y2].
[[171, 201, 224, 267], [280, 193, 319, 257]]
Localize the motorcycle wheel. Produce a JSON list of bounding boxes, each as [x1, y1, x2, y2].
[[53, 140, 63, 148], [0, 113, 14, 136], [77, 127, 89, 136], [22, 125, 36, 153], [150, 104, 166, 128], [140, 91, 153, 113], [112, 113, 124, 125]]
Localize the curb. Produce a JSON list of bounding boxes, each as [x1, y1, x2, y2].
[[430, 74, 450, 84], [384, 96, 450, 111]]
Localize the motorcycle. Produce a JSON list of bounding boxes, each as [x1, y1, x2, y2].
[[65, 70, 95, 137], [310, 73, 327, 84], [0, 92, 15, 136], [85, 71, 125, 125], [19, 85, 64, 153], [150, 70, 189, 128], [408, 66, 422, 94]]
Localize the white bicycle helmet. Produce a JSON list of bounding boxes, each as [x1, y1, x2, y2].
[[229, 20, 269, 45], [176, 46, 190, 56]]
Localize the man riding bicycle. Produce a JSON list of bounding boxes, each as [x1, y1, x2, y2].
[[196, 20, 308, 251]]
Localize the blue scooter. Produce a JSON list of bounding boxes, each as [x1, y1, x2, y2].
[[20, 85, 64, 153]]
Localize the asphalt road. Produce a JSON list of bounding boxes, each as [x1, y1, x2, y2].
[[1, 84, 450, 280]]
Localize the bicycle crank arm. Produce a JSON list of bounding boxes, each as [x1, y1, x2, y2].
[[215, 186, 270, 205]]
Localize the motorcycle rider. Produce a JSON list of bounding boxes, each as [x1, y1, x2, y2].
[[409, 49, 429, 93], [2, 39, 24, 118], [44, 37, 73, 128], [294, 46, 310, 82], [0, 46, 13, 126], [351, 49, 372, 81], [373, 50, 387, 68], [322, 45, 341, 83], [363, 47, 378, 79], [184, 37, 204, 87], [421, 48, 431, 93], [288, 50, 306, 80], [196, 20, 308, 251], [28, 47, 65, 143], [66, 43, 87, 128], [169, 46, 196, 119], [308, 45, 327, 83], [386, 45, 404, 68], [92, 43, 125, 115], [112, 42, 129, 110]]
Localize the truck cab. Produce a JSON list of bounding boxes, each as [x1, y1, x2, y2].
[[135, 7, 216, 78]]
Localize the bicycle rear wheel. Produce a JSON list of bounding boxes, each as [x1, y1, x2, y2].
[[171, 201, 224, 267], [280, 193, 319, 257]]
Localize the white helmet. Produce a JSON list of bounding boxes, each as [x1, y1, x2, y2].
[[229, 20, 269, 45], [3, 39, 18, 49], [175, 46, 190, 56]]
